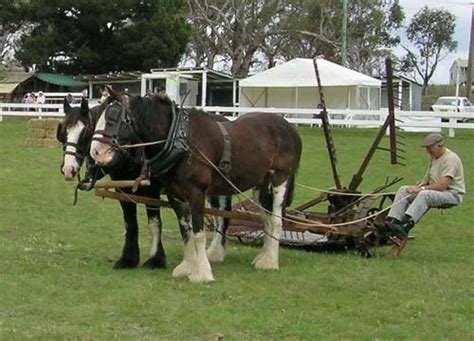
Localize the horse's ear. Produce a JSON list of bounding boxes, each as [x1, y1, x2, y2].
[[107, 86, 120, 101], [80, 97, 89, 117], [63, 98, 71, 115], [121, 94, 130, 109]]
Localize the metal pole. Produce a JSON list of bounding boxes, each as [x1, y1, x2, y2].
[[464, 6, 474, 100], [341, 0, 348, 66], [452, 60, 460, 138]]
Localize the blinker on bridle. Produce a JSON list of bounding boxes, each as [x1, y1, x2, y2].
[[92, 102, 134, 148]]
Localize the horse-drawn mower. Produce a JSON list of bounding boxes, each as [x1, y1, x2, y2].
[[90, 58, 407, 257]]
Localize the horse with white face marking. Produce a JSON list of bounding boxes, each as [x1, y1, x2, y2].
[[56, 97, 167, 269], [90, 93, 302, 283]]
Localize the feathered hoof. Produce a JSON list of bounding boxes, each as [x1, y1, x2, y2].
[[188, 269, 215, 283], [142, 256, 167, 269], [172, 261, 192, 278], [206, 246, 225, 263], [113, 257, 139, 269], [252, 252, 279, 270]]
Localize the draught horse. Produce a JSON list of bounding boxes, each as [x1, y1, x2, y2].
[[90, 94, 302, 282], [56, 98, 167, 269]]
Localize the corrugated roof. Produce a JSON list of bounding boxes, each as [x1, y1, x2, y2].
[[0, 72, 34, 84], [0, 72, 34, 94], [0, 83, 20, 94], [35, 73, 87, 87]]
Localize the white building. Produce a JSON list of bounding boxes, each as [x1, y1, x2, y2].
[[449, 59, 468, 85]]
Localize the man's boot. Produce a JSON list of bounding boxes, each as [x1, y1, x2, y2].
[[373, 217, 399, 236], [386, 215, 415, 240]]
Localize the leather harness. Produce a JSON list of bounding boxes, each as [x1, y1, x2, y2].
[[216, 121, 232, 176]]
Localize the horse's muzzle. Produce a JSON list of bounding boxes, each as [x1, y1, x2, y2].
[[90, 141, 116, 167]]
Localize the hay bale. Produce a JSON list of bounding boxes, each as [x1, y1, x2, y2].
[[28, 118, 62, 130], [27, 118, 63, 147], [29, 128, 47, 139], [26, 138, 60, 148]]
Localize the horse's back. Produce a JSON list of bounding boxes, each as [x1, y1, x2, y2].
[[230, 112, 302, 156]]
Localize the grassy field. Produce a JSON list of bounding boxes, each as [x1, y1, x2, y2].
[[0, 118, 473, 339]]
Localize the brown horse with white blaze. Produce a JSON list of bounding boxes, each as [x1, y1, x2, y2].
[[90, 93, 302, 283]]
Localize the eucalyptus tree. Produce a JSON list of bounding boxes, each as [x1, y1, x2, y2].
[[186, 0, 285, 77], [401, 6, 457, 91]]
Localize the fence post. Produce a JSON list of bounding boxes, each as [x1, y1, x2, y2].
[[449, 117, 455, 138]]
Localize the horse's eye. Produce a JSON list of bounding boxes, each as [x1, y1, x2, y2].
[[105, 107, 120, 123]]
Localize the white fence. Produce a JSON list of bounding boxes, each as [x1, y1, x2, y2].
[[0, 103, 64, 121], [2, 103, 474, 137], [196, 106, 474, 137]]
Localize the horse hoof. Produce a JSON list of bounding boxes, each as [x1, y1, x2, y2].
[[142, 257, 167, 269], [113, 258, 139, 269], [172, 261, 192, 278], [206, 247, 225, 263], [252, 252, 279, 270], [188, 271, 215, 283]]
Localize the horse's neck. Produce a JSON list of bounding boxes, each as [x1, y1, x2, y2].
[[138, 104, 172, 142]]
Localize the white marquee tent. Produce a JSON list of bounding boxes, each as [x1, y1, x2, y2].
[[239, 58, 381, 110]]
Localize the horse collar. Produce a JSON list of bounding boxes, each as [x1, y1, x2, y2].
[[147, 104, 189, 177]]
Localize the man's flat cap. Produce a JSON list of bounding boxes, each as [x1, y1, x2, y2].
[[421, 132, 443, 147]]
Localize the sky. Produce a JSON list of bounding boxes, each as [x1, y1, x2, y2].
[[398, 0, 473, 84]]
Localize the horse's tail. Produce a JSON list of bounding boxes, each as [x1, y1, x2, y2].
[[283, 174, 296, 210]]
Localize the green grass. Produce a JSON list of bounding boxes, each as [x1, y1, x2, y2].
[[1, 118, 473, 339]]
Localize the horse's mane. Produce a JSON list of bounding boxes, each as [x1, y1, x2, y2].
[[129, 93, 174, 131]]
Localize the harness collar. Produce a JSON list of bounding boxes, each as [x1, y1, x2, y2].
[[146, 103, 189, 177]]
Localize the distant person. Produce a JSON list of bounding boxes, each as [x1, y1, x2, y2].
[[36, 91, 45, 104], [99, 87, 109, 104], [376, 133, 465, 240], [67, 93, 75, 104], [24, 92, 35, 104]]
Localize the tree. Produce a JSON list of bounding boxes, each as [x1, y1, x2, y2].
[[402, 6, 457, 91], [186, 0, 285, 77], [0, 0, 26, 68], [7, 0, 190, 74], [279, 0, 404, 74]]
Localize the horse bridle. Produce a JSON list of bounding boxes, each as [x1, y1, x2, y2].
[[92, 101, 139, 148], [58, 120, 92, 165]]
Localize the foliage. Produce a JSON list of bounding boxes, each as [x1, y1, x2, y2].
[[280, 0, 404, 75], [186, 0, 283, 77], [402, 6, 457, 90], [0, 118, 473, 339], [8, 0, 190, 73], [185, 0, 404, 76]]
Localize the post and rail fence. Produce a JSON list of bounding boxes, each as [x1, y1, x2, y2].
[[1, 103, 474, 137]]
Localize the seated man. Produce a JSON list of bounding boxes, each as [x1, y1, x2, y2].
[[378, 132, 465, 240]]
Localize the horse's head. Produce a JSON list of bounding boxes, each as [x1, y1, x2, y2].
[[90, 90, 175, 168], [89, 88, 137, 167], [57, 97, 92, 180]]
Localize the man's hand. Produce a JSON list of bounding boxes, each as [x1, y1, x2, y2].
[[406, 185, 422, 194]]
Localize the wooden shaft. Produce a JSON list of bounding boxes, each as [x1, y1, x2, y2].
[[93, 180, 151, 189], [94, 189, 359, 237], [94, 189, 261, 220]]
